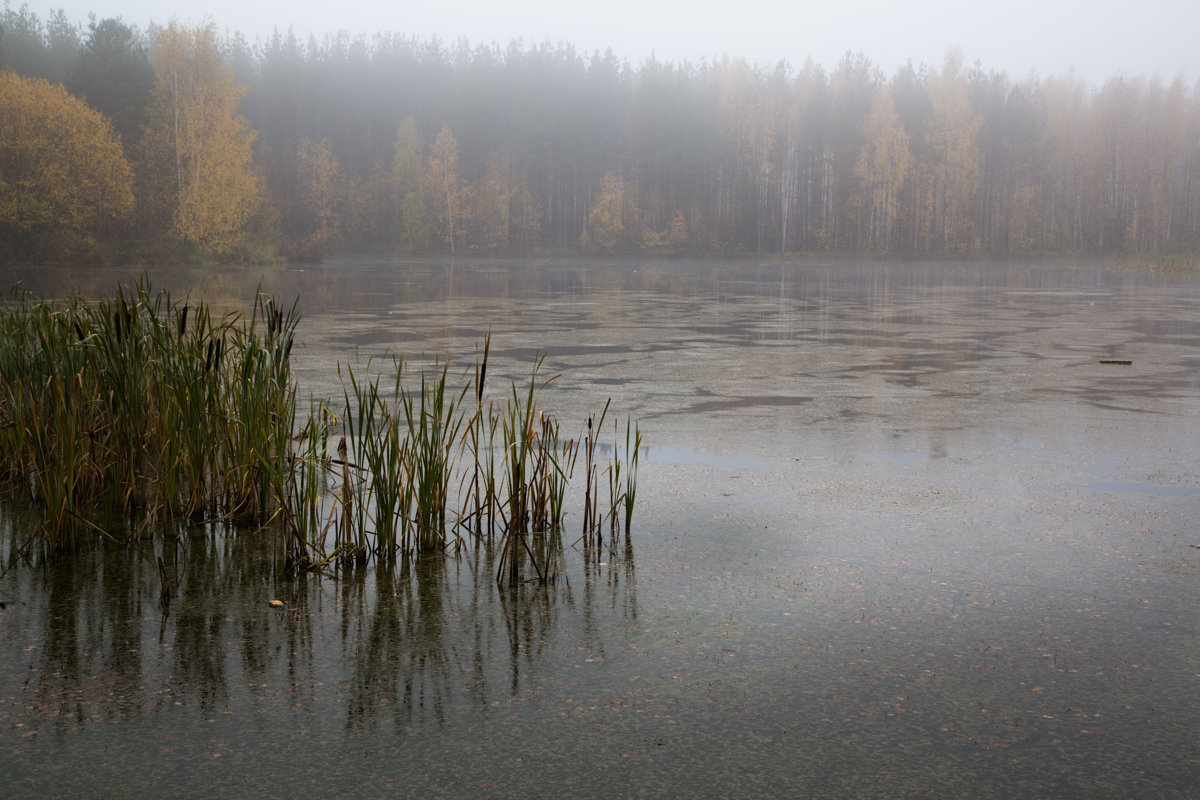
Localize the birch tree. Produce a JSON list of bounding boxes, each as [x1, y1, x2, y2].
[[853, 89, 911, 252], [923, 53, 982, 253], [144, 21, 258, 256], [390, 118, 430, 251], [423, 125, 468, 254]]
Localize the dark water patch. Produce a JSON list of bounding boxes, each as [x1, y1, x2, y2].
[[489, 342, 688, 362], [683, 395, 813, 414], [1037, 386, 1171, 413], [327, 328, 411, 347]]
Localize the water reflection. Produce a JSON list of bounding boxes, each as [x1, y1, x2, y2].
[[1, 510, 638, 747]]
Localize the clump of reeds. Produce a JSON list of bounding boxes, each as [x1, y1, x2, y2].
[[0, 279, 299, 551], [324, 356, 467, 562], [493, 357, 567, 585], [297, 346, 638, 584], [0, 279, 644, 583]]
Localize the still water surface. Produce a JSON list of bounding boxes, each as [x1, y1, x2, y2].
[[1, 258, 1198, 798]]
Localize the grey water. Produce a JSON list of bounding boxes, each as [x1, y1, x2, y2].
[[2, 258, 1199, 798]]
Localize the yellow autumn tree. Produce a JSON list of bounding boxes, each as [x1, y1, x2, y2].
[[922, 52, 982, 253], [468, 153, 542, 254], [583, 171, 642, 253], [389, 118, 430, 251], [297, 137, 344, 244], [667, 210, 689, 253], [143, 21, 259, 257], [853, 89, 911, 253], [423, 125, 468, 254], [469, 154, 512, 252], [0, 72, 134, 260]]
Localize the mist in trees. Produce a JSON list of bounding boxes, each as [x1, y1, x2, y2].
[[1, 4, 1199, 263], [66, 17, 153, 157]]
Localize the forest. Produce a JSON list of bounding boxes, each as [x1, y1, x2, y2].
[[1, 5, 1199, 263]]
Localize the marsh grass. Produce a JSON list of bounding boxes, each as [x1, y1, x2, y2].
[[302, 355, 642, 583], [0, 280, 299, 551], [0, 280, 642, 582]]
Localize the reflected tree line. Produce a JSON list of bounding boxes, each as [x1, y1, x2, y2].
[[2, 6, 1199, 263], [1, 519, 637, 738]]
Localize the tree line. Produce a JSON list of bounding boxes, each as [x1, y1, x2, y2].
[[2, 5, 1198, 263]]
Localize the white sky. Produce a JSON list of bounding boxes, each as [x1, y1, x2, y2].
[[21, 0, 1200, 87]]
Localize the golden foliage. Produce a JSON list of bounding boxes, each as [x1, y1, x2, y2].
[[144, 21, 259, 257], [423, 125, 468, 254], [298, 137, 344, 239], [583, 171, 642, 253], [0, 71, 134, 259], [853, 90, 912, 252], [921, 53, 983, 253], [389, 118, 430, 251], [468, 153, 541, 254]]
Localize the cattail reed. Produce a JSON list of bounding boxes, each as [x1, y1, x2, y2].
[[0, 278, 642, 580], [0, 279, 299, 550]]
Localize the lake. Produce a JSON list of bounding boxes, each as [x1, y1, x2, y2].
[[2, 257, 1198, 798]]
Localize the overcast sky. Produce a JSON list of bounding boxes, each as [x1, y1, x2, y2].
[[22, 0, 1200, 87]]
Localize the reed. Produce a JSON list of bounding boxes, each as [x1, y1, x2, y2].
[[283, 400, 334, 570], [221, 292, 300, 522], [603, 415, 643, 540], [0, 280, 301, 550], [339, 364, 375, 563], [622, 417, 642, 534], [402, 361, 467, 552], [578, 399, 611, 545], [460, 334, 498, 541], [0, 279, 643, 581]]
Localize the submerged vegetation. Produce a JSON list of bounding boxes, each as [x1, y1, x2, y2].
[[0, 281, 640, 582]]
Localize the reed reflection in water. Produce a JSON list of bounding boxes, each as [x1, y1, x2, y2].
[[1, 513, 638, 761]]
